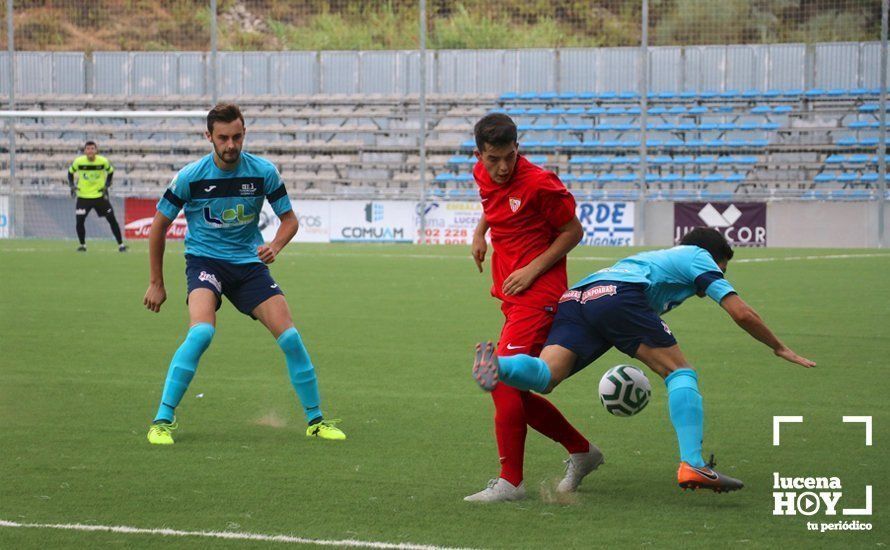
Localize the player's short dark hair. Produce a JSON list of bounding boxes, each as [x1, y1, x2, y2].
[[680, 227, 734, 264], [474, 113, 517, 152], [207, 103, 245, 134], [84, 140, 97, 148]]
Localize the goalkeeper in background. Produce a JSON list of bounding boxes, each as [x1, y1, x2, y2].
[[68, 140, 126, 252]]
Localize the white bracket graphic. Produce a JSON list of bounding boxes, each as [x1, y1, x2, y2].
[[842, 416, 873, 446], [843, 485, 873, 515], [773, 416, 803, 446]]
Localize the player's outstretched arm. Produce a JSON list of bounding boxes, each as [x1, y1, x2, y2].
[[471, 217, 489, 272], [502, 217, 583, 296], [720, 293, 816, 368], [258, 210, 297, 264], [144, 211, 173, 313]]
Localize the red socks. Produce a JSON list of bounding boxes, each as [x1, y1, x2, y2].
[[490, 383, 589, 485]]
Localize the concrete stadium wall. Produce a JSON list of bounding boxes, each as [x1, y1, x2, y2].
[[5, 196, 885, 248], [641, 200, 888, 248]]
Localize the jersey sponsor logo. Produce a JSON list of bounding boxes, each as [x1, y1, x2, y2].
[[198, 271, 222, 293], [580, 284, 617, 303], [509, 196, 522, 213], [202, 204, 256, 227], [239, 182, 257, 196]]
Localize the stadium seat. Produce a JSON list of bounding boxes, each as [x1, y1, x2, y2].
[[694, 155, 718, 165], [827, 88, 848, 96], [725, 173, 747, 183], [660, 173, 682, 184], [741, 89, 761, 98], [848, 154, 872, 164], [860, 173, 879, 184], [500, 92, 519, 101], [750, 105, 771, 114], [558, 92, 579, 100], [619, 91, 639, 100], [703, 173, 726, 183], [837, 172, 859, 184], [850, 121, 880, 129], [814, 172, 837, 183], [773, 105, 793, 114]]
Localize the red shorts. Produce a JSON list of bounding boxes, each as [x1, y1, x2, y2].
[[497, 302, 555, 358]]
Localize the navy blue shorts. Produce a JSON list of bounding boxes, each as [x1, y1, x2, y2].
[[185, 255, 284, 318], [544, 281, 677, 375]]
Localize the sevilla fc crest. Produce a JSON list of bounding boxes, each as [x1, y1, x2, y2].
[[509, 197, 522, 212]]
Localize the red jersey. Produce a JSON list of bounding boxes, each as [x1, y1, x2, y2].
[[474, 155, 577, 310]]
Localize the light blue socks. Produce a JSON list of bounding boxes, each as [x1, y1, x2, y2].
[[666, 368, 705, 468], [154, 323, 215, 423], [497, 354, 552, 392], [277, 327, 322, 423]]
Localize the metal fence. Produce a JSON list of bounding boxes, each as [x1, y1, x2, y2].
[[0, 0, 887, 245], [0, 43, 886, 97]]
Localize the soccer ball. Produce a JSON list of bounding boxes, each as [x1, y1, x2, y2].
[[598, 365, 651, 417]]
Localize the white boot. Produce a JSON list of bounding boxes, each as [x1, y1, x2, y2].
[[557, 444, 605, 493], [464, 478, 526, 503]]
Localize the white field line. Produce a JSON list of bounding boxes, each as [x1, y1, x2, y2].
[[0, 519, 478, 550], [2, 247, 889, 264], [732, 253, 890, 263]]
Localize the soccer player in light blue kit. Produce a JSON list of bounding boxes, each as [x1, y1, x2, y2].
[[473, 228, 814, 492], [143, 103, 345, 444]]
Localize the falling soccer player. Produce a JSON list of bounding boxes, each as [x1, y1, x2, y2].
[[473, 227, 815, 493]]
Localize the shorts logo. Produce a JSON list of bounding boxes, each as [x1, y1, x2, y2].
[[661, 321, 672, 335], [198, 271, 222, 293], [75, 208, 87, 215], [559, 290, 582, 303], [581, 285, 617, 303], [509, 197, 522, 213]]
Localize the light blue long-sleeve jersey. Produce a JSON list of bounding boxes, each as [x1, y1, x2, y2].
[[571, 245, 736, 314], [157, 152, 291, 264]]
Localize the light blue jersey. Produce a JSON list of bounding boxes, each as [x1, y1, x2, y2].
[[572, 245, 736, 314], [157, 152, 291, 264]]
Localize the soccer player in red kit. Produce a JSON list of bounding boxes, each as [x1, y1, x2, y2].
[[464, 114, 604, 503]]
